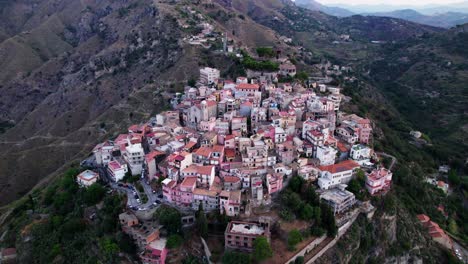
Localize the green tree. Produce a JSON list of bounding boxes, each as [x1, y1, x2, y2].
[[299, 204, 314, 220], [320, 203, 337, 237], [167, 234, 184, 248], [287, 229, 303, 251], [296, 71, 309, 81], [288, 176, 304, 193], [256, 47, 275, 58], [99, 237, 119, 262], [187, 78, 197, 87], [84, 183, 106, 205], [295, 256, 305, 264], [155, 206, 182, 235], [222, 251, 251, 264], [448, 170, 460, 186], [448, 218, 459, 235], [196, 203, 208, 238], [313, 206, 322, 226], [253, 236, 272, 261]]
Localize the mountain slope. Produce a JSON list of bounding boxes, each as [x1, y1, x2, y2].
[[363, 9, 468, 28], [0, 0, 185, 205], [294, 0, 354, 17]]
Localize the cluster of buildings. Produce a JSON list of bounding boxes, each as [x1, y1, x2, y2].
[[417, 214, 453, 250], [224, 218, 271, 252], [90, 64, 394, 219], [86, 61, 398, 261], [119, 212, 168, 264]]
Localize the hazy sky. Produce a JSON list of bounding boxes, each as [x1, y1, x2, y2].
[[316, 0, 463, 5]]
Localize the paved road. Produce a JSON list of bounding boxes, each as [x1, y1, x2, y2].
[[84, 157, 161, 212], [453, 240, 468, 263], [376, 152, 397, 170]]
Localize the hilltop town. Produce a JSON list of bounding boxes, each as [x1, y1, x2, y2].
[[0, 0, 466, 263], [81, 49, 402, 263]]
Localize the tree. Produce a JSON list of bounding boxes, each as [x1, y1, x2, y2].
[[155, 206, 182, 235], [99, 237, 119, 262], [222, 251, 251, 264], [84, 183, 106, 205], [196, 203, 208, 238], [448, 169, 460, 186], [296, 71, 309, 81], [287, 229, 303, 251], [447, 218, 459, 235], [252, 236, 272, 261], [313, 206, 322, 226], [294, 256, 305, 264], [166, 234, 184, 248], [303, 186, 319, 206], [187, 78, 197, 87], [288, 176, 304, 193], [320, 203, 337, 237]]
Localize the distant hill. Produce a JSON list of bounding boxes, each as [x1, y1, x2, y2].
[[363, 9, 468, 28], [294, 0, 354, 17], [335, 1, 468, 15]]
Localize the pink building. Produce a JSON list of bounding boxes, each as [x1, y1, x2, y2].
[[417, 214, 453, 250], [181, 165, 216, 188], [220, 190, 242, 216], [177, 177, 197, 206], [266, 173, 284, 194], [145, 151, 166, 181], [141, 245, 168, 264], [107, 160, 128, 182], [339, 114, 372, 144], [162, 179, 177, 203], [366, 167, 392, 195]]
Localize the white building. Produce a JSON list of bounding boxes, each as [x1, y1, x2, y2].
[[108, 160, 128, 182], [317, 160, 360, 189], [350, 144, 372, 161], [93, 141, 114, 165], [123, 142, 145, 176], [200, 67, 220, 85], [77, 170, 99, 187], [315, 145, 337, 166]]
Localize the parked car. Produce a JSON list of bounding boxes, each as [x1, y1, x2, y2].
[[155, 200, 161, 204], [136, 199, 141, 203], [152, 190, 156, 194], [134, 194, 138, 199], [157, 194, 163, 199]]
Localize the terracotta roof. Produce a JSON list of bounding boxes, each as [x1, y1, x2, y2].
[[237, 83, 260, 90], [180, 177, 197, 188], [195, 147, 213, 157], [184, 141, 197, 149], [145, 151, 166, 163], [318, 160, 359, 174], [2, 248, 16, 256], [225, 149, 236, 158], [337, 141, 349, 152], [224, 175, 241, 183], [212, 145, 225, 153], [183, 165, 214, 175], [417, 214, 430, 222], [193, 188, 218, 197], [108, 160, 123, 170]]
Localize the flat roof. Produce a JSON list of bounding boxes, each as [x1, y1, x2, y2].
[[229, 221, 265, 235], [320, 188, 355, 204], [78, 170, 98, 181]]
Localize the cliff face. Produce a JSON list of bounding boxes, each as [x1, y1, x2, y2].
[[315, 209, 447, 264]]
